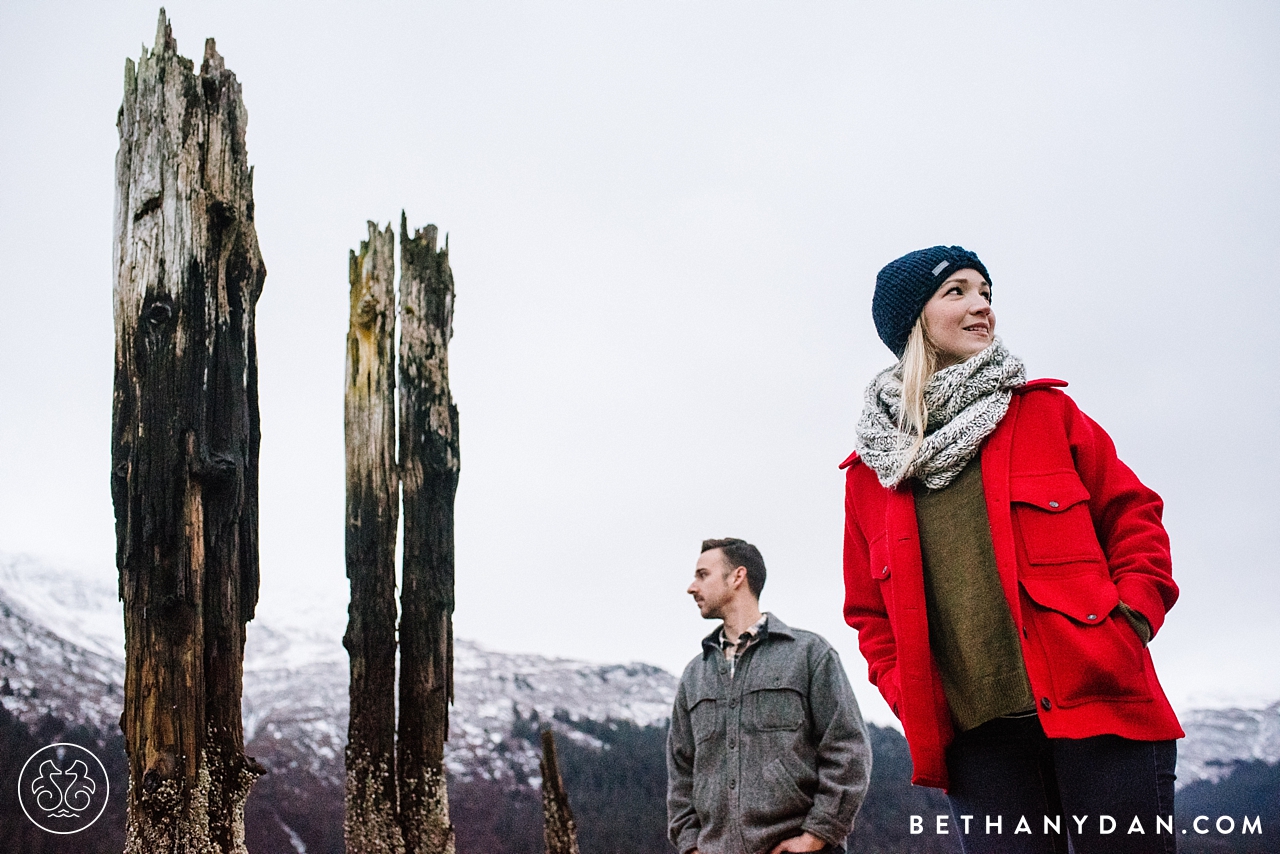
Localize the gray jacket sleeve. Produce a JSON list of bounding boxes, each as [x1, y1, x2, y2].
[[667, 677, 701, 854], [801, 647, 872, 846]]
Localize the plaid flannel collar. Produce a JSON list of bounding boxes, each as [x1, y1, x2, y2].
[[700, 611, 794, 659], [716, 613, 768, 678]]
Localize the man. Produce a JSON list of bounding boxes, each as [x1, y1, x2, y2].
[[668, 538, 872, 854]]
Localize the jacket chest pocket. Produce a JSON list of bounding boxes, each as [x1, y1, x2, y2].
[[1010, 471, 1104, 565], [689, 696, 720, 743], [744, 686, 805, 732]]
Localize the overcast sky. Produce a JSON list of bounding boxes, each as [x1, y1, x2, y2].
[[1, 1, 1277, 726]]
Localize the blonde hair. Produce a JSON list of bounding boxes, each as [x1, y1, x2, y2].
[[896, 315, 943, 475]]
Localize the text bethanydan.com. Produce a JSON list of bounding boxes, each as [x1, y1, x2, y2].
[[910, 814, 1263, 837]]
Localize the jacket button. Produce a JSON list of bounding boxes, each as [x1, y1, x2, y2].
[[881, 566, 889, 576], [1048, 500, 1060, 508], [1041, 697, 1052, 711], [1021, 626, 1028, 639], [1086, 614, 1097, 621], [729, 698, 737, 708], [729, 779, 736, 789], [728, 738, 736, 749]]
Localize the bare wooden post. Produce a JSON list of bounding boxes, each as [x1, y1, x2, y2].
[[397, 213, 460, 853], [540, 730, 581, 854], [111, 10, 265, 853], [344, 222, 406, 854]]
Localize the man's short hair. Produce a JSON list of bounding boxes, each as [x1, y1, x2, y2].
[[700, 538, 766, 599]]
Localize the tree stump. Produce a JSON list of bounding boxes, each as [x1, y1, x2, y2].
[[111, 10, 266, 853], [540, 730, 582, 854], [344, 221, 406, 854], [397, 214, 460, 854]]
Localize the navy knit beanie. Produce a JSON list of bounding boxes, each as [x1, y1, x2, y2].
[[872, 245, 992, 358]]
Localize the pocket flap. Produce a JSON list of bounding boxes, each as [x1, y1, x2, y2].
[[688, 683, 719, 706], [1010, 471, 1090, 512], [745, 667, 809, 695], [1020, 573, 1119, 625]]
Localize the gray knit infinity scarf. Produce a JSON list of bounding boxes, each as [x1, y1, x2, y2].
[[854, 338, 1026, 489]]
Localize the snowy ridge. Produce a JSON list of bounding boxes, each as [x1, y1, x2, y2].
[[447, 639, 675, 785], [0, 554, 124, 732], [0, 553, 124, 658], [240, 623, 677, 788], [0, 591, 124, 733], [1177, 702, 1280, 785], [0, 552, 676, 791]]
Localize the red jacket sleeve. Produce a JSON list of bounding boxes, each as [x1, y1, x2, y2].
[[841, 464, 902, 717], [1063, 395, 1178, 637]]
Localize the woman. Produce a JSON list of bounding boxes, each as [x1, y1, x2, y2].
[[841, 246, 1181, 854]]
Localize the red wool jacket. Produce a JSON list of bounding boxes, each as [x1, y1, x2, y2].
[[841, 380, 1183, 790]]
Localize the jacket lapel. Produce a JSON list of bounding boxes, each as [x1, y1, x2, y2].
[[982, 393, 1023, 627]]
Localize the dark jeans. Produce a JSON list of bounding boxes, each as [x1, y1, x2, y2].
[[944, 715, 1176, 854]]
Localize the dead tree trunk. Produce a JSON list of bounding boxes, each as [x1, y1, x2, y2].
[[344, 222, 406, 854], [397, 214, 460, 854], [540, 731, 581, 854], [112, 10, 265, 853]]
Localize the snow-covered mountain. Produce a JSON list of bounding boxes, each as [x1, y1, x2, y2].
[[0, 552, 677, 794], [1, 551, 1276, 793], [1178, 701, 1280, 785], [0, 554, 125, 734], [239, 614, 677, 791]]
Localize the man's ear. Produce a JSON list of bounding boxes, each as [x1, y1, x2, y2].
[[730, 565, 749, 590]]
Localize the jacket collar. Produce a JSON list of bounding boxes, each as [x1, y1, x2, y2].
[[699, 612, 794, 658]]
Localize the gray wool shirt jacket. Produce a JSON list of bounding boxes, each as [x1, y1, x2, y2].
[[666, 614, 872, 854]]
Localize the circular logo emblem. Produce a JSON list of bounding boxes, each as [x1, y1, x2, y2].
[[17, 743, 110, 834]]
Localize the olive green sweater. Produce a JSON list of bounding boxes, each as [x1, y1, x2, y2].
[[913, 457, 1036, 731]]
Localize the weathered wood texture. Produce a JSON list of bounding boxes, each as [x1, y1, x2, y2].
[[111, 10, 265, 853], [540, 730, 582, 854], [397, 214, 460, 854], [344, 222, 406, 854]]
